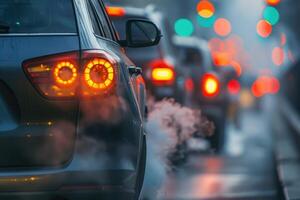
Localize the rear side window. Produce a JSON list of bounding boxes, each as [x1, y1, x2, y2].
[[87, 0, 103, 36], [92, 0, 114, 40], [0, 0, 77, 34]]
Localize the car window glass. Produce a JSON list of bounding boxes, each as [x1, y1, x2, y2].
[[92, 0, 114, 40], [86, 0, 104, 36], [97, 0, 118, 41], [180, 47, 203, 66], [0, 0, 77, 34]]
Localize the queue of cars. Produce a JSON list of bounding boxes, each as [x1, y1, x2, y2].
[[107, 5, 232, 152], [173, 36, 230, 151]]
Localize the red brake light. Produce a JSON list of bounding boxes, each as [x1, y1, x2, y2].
[[251, 75, 280, 98], [54, 61, 78, 86], [106, 6, 126, 17], [23, 51, 117, 99], [23, 52, 79, 98], [149, 59, 175, 86], [227, 79, 240, 95], [81, 51, 117, 96], [202, 73, 220, 97]]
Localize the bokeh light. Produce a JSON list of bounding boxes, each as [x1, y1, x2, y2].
[[281, 33, 287, 46], [208, 38, 224, 51], [288, 50, 295, 63], [252, 75, 280, 97], [270, 77, 280, 94], [266, 0, 281, 6], [256, 20, 272, 38], [263, 6, 280, 25], [197, 0, 215, 18], [214, 18, 232, 37], [197, 15, 216, 28], [272, 47, 284, 66], [212, 52, 231, 66], [227, 79, 241, 95], [230, 61, 242, 77], [174, 18, 194, 37]]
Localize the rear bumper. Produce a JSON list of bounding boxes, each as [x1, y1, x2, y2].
[[199, 98, 228, 118], [150, 86, 175, 99], [0, 139, 138, 198], [0, 164, 136, 199], [0, 93, 145, 198], [0, 189, 134, 200]]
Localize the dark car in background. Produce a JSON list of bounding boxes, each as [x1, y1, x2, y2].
[[0, 0, 161, 199], [107, 6, 189, 104], [173, 36, 230, 151]]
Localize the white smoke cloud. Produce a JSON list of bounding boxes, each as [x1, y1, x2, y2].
[[142, 98, 214, 199]]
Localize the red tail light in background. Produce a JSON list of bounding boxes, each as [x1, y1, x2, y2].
[[251, 75, 280, 98], [201, 73, 220, 97], [149, 59, 175, 86], [270, 77, 280, 94], [227, 79, 241, 95], [23, 51, 117, 99], [106, 6, 126, 17]]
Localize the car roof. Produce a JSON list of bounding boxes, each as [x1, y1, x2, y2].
[[172, 36, 210, 52]]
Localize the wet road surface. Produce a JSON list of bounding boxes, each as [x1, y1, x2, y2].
[[160, 107, 279, 200]]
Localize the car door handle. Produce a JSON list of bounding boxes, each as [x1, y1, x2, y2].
[[128, 66, 142, 76]]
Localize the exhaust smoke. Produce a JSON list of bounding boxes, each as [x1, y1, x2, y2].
[[143, 98, 214, 199]]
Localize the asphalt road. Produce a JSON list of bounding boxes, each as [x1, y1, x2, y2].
[[156, 107, 279, 200]]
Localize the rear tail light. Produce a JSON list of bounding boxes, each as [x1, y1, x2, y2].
[[81, 51, 117, 97], [106, 6, 126, 17], [227, 79, 240, 95], [23, 52, 79, 98], [149, 59, 175, 86], [201, 73, 220, 97], [23, 51, 117, 99], [251, 75, 280, 98]]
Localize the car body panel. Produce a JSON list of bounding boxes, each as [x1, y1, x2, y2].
[[0, 0, 147, 198], [0, 35, 80, 167]]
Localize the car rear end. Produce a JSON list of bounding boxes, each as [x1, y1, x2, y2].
[[107, 6, 184, 102], [173, 36, 229, 151], [0, 1, 140, 199]]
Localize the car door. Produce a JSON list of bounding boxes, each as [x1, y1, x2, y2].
[[93, 0, 147, 120], [89, 1, 147, 182]]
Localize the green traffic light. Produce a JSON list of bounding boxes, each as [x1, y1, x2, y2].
[[174, 18, 194, 37], [263, 6, 280, 25]]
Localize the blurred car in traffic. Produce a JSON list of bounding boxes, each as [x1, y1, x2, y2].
[[107, 5, 189, 104], [173, 36, 231, 151], [0, 0, 161, 199]]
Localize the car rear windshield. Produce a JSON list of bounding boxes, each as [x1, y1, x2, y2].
[[0, 0, 77, 34], [179, 46, 203, 66]]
